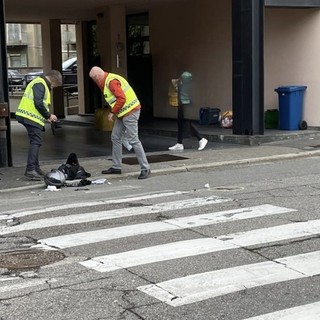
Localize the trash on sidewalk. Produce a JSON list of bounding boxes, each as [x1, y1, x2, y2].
[[66, 178, 111, 188], [45, 185, 60, 192], [65, 179, 92, 187], [221, 111, 233, 128], [6, 217, 20, 226], [44, 153, 92, 189], [91, 178, 110, 185], [58, 153, 91, 180]]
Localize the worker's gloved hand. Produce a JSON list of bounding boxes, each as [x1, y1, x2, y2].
[[51, 120, 62, 135]]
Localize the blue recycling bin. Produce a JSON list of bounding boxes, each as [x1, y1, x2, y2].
[[274, 86, 307, 130]]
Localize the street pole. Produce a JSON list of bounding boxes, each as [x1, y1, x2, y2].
[[0, 0, 12, 167]]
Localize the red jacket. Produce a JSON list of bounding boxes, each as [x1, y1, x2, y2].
[[97, 72, 141, 117]]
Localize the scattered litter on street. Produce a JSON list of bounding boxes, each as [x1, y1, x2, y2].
[[45, 185, 60, 192], [92, 178, 110, 185], [6, 217, 20, 226]]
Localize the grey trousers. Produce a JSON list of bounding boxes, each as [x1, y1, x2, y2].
[[111, 110, 150, 171]]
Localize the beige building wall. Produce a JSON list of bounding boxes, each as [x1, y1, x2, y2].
[[150, 0, 232, 120], [150, 1, 320, 127], [265, 7, 320, 127], [96, 5, 127, 77]]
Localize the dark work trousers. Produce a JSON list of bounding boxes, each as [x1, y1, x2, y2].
[[22, 123, 43, 171], [177, 104, 202, 144]]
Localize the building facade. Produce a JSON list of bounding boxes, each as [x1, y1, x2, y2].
[[2, 0, 320, 167], [6, 23, 76, 72]]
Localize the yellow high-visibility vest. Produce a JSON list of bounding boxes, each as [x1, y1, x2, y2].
[[16, 77, 51, 126], [104, 73, 140, 118]]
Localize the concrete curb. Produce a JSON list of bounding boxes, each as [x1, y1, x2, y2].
[[147, 149, 320, 175], [2, 149, 320, 193]]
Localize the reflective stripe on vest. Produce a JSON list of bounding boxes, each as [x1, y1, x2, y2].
[[16, 77, 51, 126], [104, 73, 140, 118]]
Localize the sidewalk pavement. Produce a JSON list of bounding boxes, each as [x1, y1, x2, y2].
[[2, 115, 320, 192], [2, 132, 320, 193]]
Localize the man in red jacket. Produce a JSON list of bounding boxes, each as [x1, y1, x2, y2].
[[89, 66, 150, 179]]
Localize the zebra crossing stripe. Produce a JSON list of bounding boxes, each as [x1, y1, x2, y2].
[[80, 238, 238, 272], [36, 204, 295, 250], [243, 301, 320, 319], [137, 251, 320, 307], [0, 278, 57, 294], [0, 277, 17, 282], [0, 196, 230, 235], [79, 219, 320, 273], [1, 191, 185, 219], [217, 219, 320, 246]]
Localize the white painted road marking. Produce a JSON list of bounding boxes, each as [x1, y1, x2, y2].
[[138, 251, 320, 307], [80, 219, 320, 273], [0, 191, 185, 219], [216, 219, 320, 246], [3, 193, 320, 317], [244, 301, 320, 319], [36, 204, 295, 249], [0, 277, 18, 282], [80, 238, 238, 272], [0, 278, 57, 294], [0, 195, 230, 235]]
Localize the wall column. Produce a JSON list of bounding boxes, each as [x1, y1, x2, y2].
[[97, 5, 127, 76], [41, 19, 64, 118], [76, 22, 86, 114], [232, 0, 264, 135]]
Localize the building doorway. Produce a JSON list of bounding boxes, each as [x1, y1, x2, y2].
[[126, 13, 153, 123]]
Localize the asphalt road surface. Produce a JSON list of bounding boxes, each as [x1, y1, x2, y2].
[[0, 155, 320, 320]]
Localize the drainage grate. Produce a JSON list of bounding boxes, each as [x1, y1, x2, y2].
[[0, 249, 65, 270], [121, 154, 189, 165]]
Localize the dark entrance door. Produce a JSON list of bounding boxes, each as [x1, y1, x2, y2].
[[85, 21, 102, 113], [126, 13, 153, 123]]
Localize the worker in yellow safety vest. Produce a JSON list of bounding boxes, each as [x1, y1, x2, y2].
[[15, 70, 62, 180], [89, 66, 150, 179]]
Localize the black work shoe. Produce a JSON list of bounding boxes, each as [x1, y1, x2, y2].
[[25, 170, 43, 181], [101, 167, 122, 174], [36, 168, 46, 176], [138, 169, 151, 180]]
